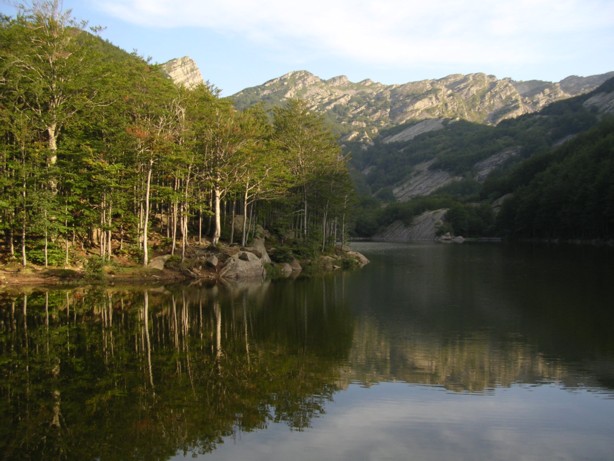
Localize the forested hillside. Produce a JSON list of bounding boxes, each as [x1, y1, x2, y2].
[[350, 77, 614, 241], [0, 2, 353, 269], [494, 117, 614, 240]]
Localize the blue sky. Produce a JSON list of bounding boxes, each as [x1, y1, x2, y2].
[[2, 0, 613, 96]]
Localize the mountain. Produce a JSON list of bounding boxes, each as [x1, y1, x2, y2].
[[161, 56, 204, 89], [352, 77, 614, 240], [232, 70, 614, 143], [359, 76, 614, 198]]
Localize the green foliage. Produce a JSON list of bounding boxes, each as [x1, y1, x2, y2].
[[85, 255, 105, 279], [269, 246, 295, 264], [26, 243, 65, 267], [263, 262, 285, 279], [339, 255, 360, 270], [445, 203, 495, 237], [496, 117, 614, 240]]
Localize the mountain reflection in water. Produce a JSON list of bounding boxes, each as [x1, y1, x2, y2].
[[1, 242, 613, 460]]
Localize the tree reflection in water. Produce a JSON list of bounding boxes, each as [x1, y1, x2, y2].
[[0, 280, 354, 460]]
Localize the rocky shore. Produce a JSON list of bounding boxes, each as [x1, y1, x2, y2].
[[0, 239, 369, 289]]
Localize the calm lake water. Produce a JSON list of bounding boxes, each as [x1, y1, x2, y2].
[[1, 242, 614, 460]]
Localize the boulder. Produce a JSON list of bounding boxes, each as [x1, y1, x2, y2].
[[250, 237, 272, 263], [278, 263, 294, 278], [148, 255, 172, 270], [205, 255, 219, 268], [320, 255, 336, 271], [289, 258, 302, 274], [347, 250, 369, 268], [220, 250, 265, 281]]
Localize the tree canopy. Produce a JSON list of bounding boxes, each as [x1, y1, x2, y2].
[[0, 1, 354, 268]]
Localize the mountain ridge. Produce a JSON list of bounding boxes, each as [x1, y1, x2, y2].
[[232, 70, 614, 142]]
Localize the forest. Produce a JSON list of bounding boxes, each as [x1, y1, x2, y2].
[[0, 2, 354, 269]]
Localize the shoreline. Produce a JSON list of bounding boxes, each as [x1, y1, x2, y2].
[[0, 243, 369, 291]]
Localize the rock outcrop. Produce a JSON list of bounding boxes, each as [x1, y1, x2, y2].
[[161, 56, 204, 89], [392, 161, 460, 202], [220, 250, 265, 282], [374, 209, 448, 242]]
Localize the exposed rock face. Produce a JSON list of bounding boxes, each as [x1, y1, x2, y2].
[[392, 160, 460, 202], [232, 70, 614, 143], [161, 56, 204, 89], [373, 209, 448, 241], [383, 119, 445, 143], [583, 89, 614, 114], [473, 147, 521, 182]]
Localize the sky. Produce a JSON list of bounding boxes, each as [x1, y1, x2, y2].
[[1, 0, 613, 96]]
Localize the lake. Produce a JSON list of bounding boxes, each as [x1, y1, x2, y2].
[[1, 242, 613, 460]]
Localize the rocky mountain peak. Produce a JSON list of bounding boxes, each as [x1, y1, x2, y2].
[[233, 70, 614, 143], [161, 56, 204, 89], [327, 75, 351, 86]]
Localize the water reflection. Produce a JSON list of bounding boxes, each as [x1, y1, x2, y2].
[[345, 242, 614, 392], [1, 242, 613, 460], [0, 281, 352, 460]]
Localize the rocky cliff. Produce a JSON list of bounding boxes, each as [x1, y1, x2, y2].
[[161, 56, 204, 89], [232, 70, 614, 142]]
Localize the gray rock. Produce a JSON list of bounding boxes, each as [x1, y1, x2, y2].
[[205, 255, 219, 268], [220, 251, 265, 281], [251, 237, 271, 263], [148, 255, 172, 270], [290, 258, 302, 274], [278, 263, 293, 278], [346, 251, 369, 267]]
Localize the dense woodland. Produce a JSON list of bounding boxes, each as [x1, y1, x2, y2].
[[0, 2, 353, 268]]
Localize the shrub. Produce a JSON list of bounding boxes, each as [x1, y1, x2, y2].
[[85, 256, 105, 279]]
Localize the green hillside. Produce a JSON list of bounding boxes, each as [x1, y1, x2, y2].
[[350, 77, 614, 241]]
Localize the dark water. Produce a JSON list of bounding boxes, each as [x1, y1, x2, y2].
[[1, 242, 614, 460]]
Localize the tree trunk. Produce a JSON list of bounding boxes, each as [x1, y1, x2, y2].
[[181, 212, 188, 261], [198, 205, 203, 245], [44, 210, 49, 267], [303, 186, 308, 240], [229, 199, 236, 245], [21, 176, 27, 267], [143, 160, 153, 266], [212, 184, 222, 246], [47, 123, 58, 166], [64, 207, 69, 266], [9, 227, 15, 258], [171, 177, 179, 255], [242, 187, 249, 247], [321, 201, 329, 253], [100, 196, 106, 258], [108, 200, 113, 259]]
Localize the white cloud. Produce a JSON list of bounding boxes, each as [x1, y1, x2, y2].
[[96, 0, 614, 72]]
